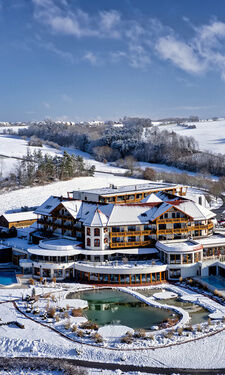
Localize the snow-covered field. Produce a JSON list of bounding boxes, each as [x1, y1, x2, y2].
[[0, 283, 224, 370], [155, 119, 225, 154]]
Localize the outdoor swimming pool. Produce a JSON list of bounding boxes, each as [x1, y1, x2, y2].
[[200, 276, 225, 291], [0, 270, 17, 286], [67, 289, 176, 329]]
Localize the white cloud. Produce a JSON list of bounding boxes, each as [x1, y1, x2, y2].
[[99, 10, 121, 38], [37, 40, 74, 63], [43, 102, 50, 109], [83, 51, 98, 65], [156, 35, 205, 74], [31, 1, 225, 79], [61, 93, 73, 102]]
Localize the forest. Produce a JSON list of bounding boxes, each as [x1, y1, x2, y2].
[[18, 119, 225, 177]]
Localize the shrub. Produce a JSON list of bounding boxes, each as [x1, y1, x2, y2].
[[55, 315, 60, 322], [197, 324, 202, 332], [80, 321, 99, 330], [77, 330, 84, 338], [177, 327, 183, 336], [29, 278, 35, 286], [71, 308, 83, 317], [64, 320, 71, 330], [63, 311, 69, 319], [135, 329, 146, 338], [47, 307, 56, 318], [93, 333, 103, 343], [208, 318, 212, 326], [72, 325, 77, 332], [121, 335, 133, 344], [185, 325, 193, 332], [52, 277, 56, 284], [164, 331, 174, 339], [148, 334, 154, 341], [51, 295, 57, 302], [179, 277, 183, 283], [222, 316, 225, 323]]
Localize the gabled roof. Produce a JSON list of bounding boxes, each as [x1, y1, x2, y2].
[[175, 201, 216, 220], [2, 211, 37, 222], [146, 202, 173, 222], [35, 196, 62, 215], [62, 200, 83, 219], [83, 208, 108, 227], [141, 193, 162, 203]]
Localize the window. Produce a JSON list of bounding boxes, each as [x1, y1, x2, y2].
[[104, 228, 108, 233], [164, 213, 168, 218], [172, 213, 176, 218], [87, 238, 91, 246], [104, 238, 108, 244], [87, 227, 90, 235], [94, 239, 100, 247], [94, 228, 100, 236]]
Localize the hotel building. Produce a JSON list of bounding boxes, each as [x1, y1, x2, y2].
[[18, 183, 225, 284]]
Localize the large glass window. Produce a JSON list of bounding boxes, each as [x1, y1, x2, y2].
[[182, 253, 192, 264], [170, 254, 181, 264]]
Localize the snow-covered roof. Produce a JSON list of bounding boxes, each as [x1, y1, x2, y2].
[[74, 182, 179, 197], [176, 201, 216, 220], [2, 211, 37, 222], [197, 234, 225, 247], [35, 192, 216, 227], [156, 239, 203, 253], [35, 196, 61, 215], [141, 193, 162, 203], [83, 208, 108, 227]]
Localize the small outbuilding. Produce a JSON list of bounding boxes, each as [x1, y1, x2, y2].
[[0, 211, 37, 229]]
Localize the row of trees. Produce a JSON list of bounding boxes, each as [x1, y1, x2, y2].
[[8, 150, 95, 187]]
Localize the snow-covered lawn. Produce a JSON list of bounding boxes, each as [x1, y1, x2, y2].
[[155, 119, 225, 154]]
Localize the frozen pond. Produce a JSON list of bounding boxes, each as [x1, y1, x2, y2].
[[67, 288, 175, 329]]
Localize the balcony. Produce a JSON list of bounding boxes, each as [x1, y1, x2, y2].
[[157, 218, 188, 224], [110, 240, 152, 248], [157, 228, 188, 235], [110, 230, 152, 237]]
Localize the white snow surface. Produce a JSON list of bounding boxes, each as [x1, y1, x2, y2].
[[155, 119, 225, 154], [98, 325, 134, 340], [153, 291, 178, 300]]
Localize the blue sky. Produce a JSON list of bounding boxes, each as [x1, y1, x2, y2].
[[1, 0, 225, 121]]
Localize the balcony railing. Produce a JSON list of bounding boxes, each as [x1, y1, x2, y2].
[[110, 240, 152, 248], [157, 218, 188, 224], [111, 229, 152, 237]]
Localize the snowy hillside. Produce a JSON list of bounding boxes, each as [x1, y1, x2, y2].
[[155, 119, 225, 154]]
